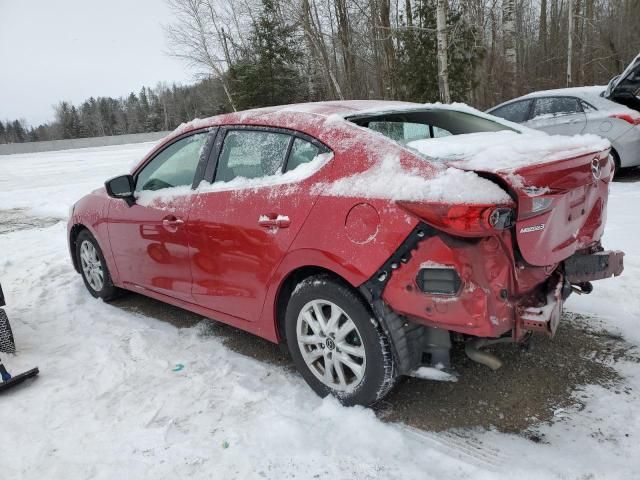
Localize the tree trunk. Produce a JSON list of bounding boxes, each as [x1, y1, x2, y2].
[[334, 0, 358, 98], [567, 0, 574, 86], [379, 0, 396, 98], [436, 0, 451, 103], [502, 0, 517, 98], [540, 0, 547, 54]]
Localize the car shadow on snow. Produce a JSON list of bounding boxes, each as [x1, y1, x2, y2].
[[111, 292, 636, 437], [614, 166, 640, 182]]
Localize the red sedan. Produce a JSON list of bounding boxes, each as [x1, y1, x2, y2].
[[68, 100, 624, 406]]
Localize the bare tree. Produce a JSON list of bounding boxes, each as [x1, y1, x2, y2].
[[165, 0, 246, 111]]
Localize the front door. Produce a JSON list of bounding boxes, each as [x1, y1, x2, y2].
[[107, 131, 212, 301], [188, 128, 328, 322]]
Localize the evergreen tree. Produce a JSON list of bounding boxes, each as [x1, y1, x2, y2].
[[12, 120, 26, 142], [229, 0, 305, 109], [0, 121, 5, 143], [396, 0, 478, 103]]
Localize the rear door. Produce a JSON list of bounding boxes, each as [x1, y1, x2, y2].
[[525, 96, 587, 135], [187, 127, 329, 322], [107, 130, 214, 300]]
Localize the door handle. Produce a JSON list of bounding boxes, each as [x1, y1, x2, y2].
[[162, 215, 184, 230], [258, 214, 290, 229]]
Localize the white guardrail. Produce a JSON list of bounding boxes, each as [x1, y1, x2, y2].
[[0, 131, 171, 155]]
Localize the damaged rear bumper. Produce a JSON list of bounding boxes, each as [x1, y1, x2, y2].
[[516, 276, 564, 338], [564, 250, 625, 283], [515, 250, 625, 339]]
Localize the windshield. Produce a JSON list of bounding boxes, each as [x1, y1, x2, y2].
[[348, 109, 516, 145]]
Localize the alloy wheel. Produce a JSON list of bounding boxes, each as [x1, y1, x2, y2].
[[80, 240, 104, 291], [296, 299, 366, 392]]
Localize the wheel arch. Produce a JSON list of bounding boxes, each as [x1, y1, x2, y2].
[[610, 146, 621, 169], [268, 251, 372, 344], [68, 221, 117, 284], [69, 223, 89, 273]]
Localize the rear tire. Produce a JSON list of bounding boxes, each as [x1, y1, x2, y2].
[[611, 149, 622, 178], [285, 274, 397, 406], [75, 230, 122, 302]]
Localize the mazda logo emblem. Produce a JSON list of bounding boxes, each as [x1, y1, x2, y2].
[[591, 158, 601, 180]]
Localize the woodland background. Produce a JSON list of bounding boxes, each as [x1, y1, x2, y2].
[[1, 0, 638, 144]]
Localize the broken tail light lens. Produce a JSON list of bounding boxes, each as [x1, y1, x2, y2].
[[398, 201, 515, 237], [530, 197, 553, 214]]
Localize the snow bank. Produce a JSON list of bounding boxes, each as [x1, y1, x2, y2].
[[319, 156, 512, 204], [407, 131, 610, 171]]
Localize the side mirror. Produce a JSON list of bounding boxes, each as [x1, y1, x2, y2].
[[105, 175, 135, 206]]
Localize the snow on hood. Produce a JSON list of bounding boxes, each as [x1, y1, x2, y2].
[[406, 131, 611, 172], [319, 156, 512, 205]]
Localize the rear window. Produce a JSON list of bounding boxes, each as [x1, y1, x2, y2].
[[489, 100, 533, 123], [349, 109, 514, 145]]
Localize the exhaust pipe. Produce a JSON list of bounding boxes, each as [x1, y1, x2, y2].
[[465, 337, 511, 371], [571, 282, 593, 295]]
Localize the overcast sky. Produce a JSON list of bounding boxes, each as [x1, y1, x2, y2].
[[0, 0, 196, 126]]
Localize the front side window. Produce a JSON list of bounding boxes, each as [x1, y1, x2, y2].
[[136, 133, 208, 192], [533, 97, 581, 118], [490, 100, 533, 123], [215, 130, 290, 182]]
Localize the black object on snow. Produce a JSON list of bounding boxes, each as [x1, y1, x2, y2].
[[0, 363, 39, 393], [0, 281, 39, 392]]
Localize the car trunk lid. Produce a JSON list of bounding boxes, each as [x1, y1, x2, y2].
[[605, 52, 640, 112], [453, 149, 613, 266], [405, 131, 612, 266]]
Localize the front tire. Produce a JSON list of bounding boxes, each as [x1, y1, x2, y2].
[[75, 230, 121, 301], [285, 275, 397, 406]]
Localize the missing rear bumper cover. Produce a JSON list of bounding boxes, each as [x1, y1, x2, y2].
[[564, 250, 624, 283]]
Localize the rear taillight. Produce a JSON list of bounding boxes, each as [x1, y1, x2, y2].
[[398, 202, 515, 237], [609, 112, 640, 125]]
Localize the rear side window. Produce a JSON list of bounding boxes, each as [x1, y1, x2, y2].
[[286, 138, 320, 172], [136, 132, 208, 192], [533, 97, 581, 118], [215, 130, 290, 182], [581, 100, 597, 112], [367, 121, 429, 142], [366, 121, 452, 143], [490, 100, 533, 123]]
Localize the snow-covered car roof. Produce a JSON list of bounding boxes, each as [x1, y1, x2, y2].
[[167, 100, 529, 141], [491, 86, 634, 113]]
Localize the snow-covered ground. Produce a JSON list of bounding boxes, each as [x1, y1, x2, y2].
[[0, 143, 639, 479]]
